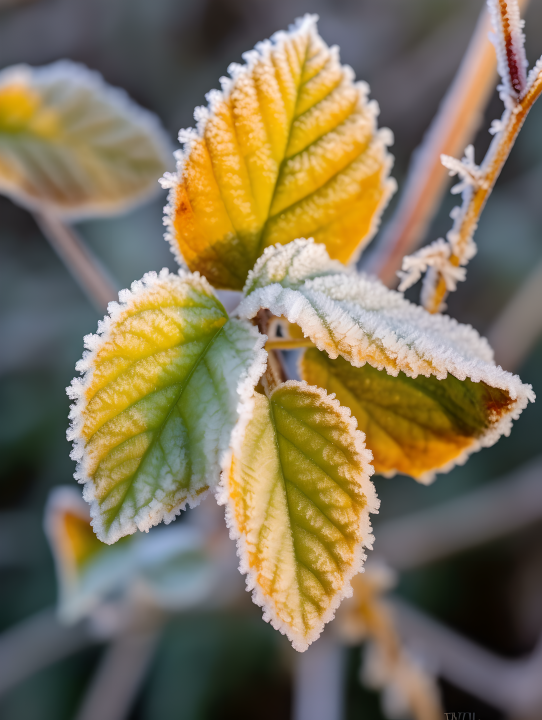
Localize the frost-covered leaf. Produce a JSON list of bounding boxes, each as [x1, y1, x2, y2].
[[67, 269, 267, 544], [45, 486, 216, 623], [220, 380, 378, 651], [163, 15, 395, 290], [0, 61, 172, 218], [239, 239, 535, 481]]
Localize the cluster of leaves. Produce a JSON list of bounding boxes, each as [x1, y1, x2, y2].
[[65, 16, 533, 652], [0, 15, 534, 654]]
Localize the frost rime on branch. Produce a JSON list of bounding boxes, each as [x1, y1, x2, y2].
[[397, 0, 542, 313]]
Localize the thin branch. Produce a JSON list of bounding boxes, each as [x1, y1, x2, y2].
[[369, 4, 502, 284], [255, 309, 289, 393], [373, 456, 542, 571], [370, 0, 530, 288], [75, 611, 163, 720], [0, 607, 95, 697], [393, 598, 542, 716], [486, 257, 542, 370], [338, 568, 443, 720], [416, 0, 542, 313], [265, 338, 315, 351], [292, 632, 345, 720], [35, 209, 118, 313]]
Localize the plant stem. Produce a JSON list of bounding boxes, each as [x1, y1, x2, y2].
[[393, 598, 542, 716], [75, 616, 162, 720], [255, 309, 288, 393], [0, 608, 94, 698], [265, 338, 315, 351], [369, 5, 498, 285], [424, 64, 542, 312], [369, 0, 530, 287], [34, 209, 118, 313], [292, 632, 345, 720]]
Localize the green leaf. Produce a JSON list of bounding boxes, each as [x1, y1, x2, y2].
[[45, 486, 216, 623], [221, 380, 378, 651], [239, 240, 534, 480], [68, 269, 266, 544], [163, 15, 395, 290], [0, 61, 172, 218]]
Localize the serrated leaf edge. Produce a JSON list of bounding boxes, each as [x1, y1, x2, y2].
[[160, 14, 396, 272], [217, 379, 379, 652]]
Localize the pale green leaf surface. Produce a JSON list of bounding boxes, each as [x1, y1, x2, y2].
[[67, 269, 267, 544], [238, 240, 534, 480], [45, 486, 216, 623], [0, 61, 172, 218], [220, 380, 378, 651]]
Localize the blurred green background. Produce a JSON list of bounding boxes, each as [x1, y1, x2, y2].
[[1, 0, 542, 717]]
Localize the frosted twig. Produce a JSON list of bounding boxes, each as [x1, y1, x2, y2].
[[397, 237, 466, 294], [369, 1, 533, 285], [393, 598, 542, 715], [486, 257, 542, 370], [338, 566, 442, 720], [409, 0, 542, 313], [35, 209, 118, 313], [487, 0, 528, 103]]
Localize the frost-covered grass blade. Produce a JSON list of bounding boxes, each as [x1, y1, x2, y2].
[[163, 15, 395, 290], [220, 380, 378, 651], [0, 61, 172, 218], [67, 269, 266, 544]]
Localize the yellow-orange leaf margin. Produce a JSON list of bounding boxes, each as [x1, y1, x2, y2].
[[219, 380, 379, 652], [163, 14, 395, 290]]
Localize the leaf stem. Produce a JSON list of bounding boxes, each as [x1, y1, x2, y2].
[[34, 209, 118, 313], [265, 338, 315, 351], [369, 0, 530, 287], [255, 309, 288, 393]]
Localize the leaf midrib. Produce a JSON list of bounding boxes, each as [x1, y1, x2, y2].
[[102, 323, 228, 531], [268, 394, 353, 621], [253, 37, 312, 260]]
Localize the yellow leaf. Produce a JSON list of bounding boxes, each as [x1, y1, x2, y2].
[[221, 381, 378, 651], [0, 62, 172, 218], [164, 15, 395, 290], [301, 349, 521, 482], [67, 269, 266, 543]]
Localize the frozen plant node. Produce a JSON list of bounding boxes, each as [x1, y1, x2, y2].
[[397, 238, 466, 293]]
